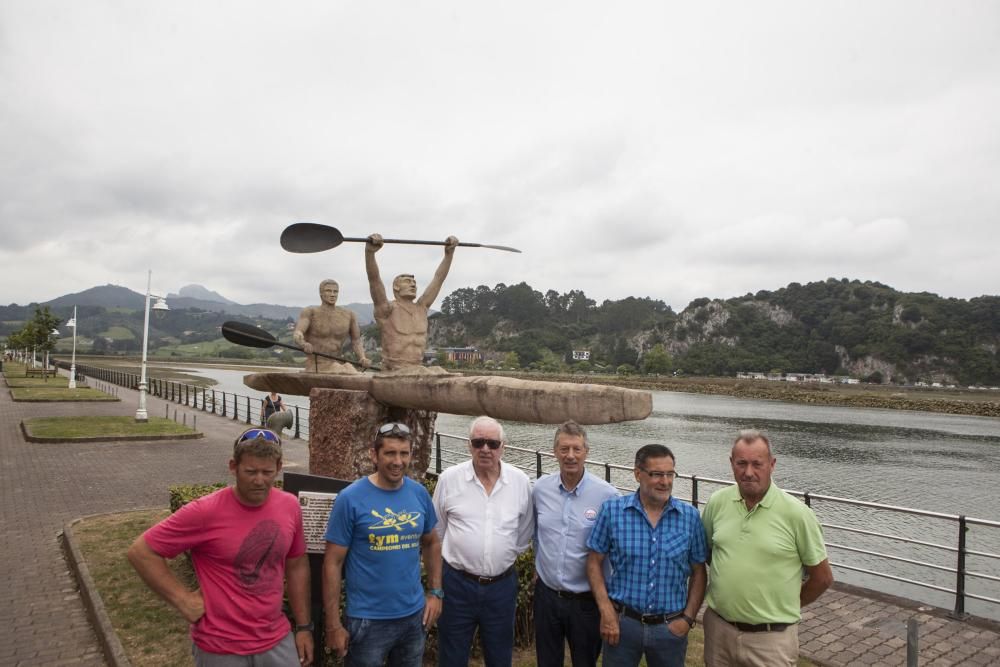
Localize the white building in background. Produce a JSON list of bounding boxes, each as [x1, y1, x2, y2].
[[572, 350, 591, 360]]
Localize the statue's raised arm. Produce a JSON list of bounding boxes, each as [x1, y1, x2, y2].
[[365, 233, 459, 372]]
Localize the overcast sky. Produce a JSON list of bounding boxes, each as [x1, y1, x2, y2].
[[2, 1, 998, 312]]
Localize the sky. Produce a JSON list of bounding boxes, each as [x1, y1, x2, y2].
[[2, 1, 998, 313]]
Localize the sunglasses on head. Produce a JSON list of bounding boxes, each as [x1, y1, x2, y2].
[[470, 438, 502, 450], [238, 428, 281, 444], [377, 422, 411, 438]]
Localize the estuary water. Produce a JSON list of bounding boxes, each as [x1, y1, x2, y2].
[[166, 363, 1000, 618]]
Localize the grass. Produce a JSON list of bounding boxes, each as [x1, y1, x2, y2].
[[12, 386, 117, 401], [23, 416, 197, 438], [75, 510, 195, 667]]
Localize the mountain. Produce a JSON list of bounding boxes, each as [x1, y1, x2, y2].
[[44, 284, 145, 310], [0, 284, 373, 328], [168, 284, 237, 304], [428, 278, 1000, 385]]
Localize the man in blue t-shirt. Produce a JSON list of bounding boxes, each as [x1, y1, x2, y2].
[[323, 422, 443, 666]]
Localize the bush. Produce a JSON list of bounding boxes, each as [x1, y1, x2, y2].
[[168, 480, 282, 512]]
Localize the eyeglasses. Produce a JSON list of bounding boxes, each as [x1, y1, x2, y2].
[[238, 428, 281, 444], [639, 468, 677, 480], [377, 422, 411, 438], [470, 438, 502, 450]]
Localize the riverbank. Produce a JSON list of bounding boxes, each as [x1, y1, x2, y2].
[[55, 356, 1000, 418], [497, 372, 1000, 418]]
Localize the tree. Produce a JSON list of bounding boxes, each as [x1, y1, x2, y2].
[[641, 344, 673, 375], [502, 351, 520, 369]]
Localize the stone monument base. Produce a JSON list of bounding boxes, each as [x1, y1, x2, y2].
[[307, 388, 437, 481]]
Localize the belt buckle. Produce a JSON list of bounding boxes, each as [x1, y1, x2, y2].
[[640, 613, 659, 624], [477, 575, 492, 585]]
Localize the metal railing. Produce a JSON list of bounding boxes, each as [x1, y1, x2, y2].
[[52, 360, 1000, 620], [56, 360, 310, 440], [432, 430, 1000, 620]]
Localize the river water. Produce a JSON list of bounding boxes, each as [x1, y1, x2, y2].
[[165, 363, 1000, 618]]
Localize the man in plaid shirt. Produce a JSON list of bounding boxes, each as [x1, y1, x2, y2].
[[585, 444, 707, 667]]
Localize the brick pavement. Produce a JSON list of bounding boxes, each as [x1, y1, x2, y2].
[[2, 369, 1000, 666], [0, 372, 307, 667]]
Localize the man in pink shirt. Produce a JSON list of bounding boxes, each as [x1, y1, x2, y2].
[[128, 428, 313, 666]]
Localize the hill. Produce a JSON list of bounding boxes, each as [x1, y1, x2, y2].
[[427, 278, 1000, 385]]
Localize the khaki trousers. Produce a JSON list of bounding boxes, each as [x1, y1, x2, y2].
[[703, 607, 799, 667]]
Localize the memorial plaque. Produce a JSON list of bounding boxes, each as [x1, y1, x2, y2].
[[298, 491, 338, 555]]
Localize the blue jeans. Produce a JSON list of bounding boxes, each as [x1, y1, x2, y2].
[[437, 562, 517, 667], [533, 581, 602, 667], [601, 614, 688, 667], [345, 611, 425, 667]]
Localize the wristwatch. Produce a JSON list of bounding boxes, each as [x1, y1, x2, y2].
[[681, 614, 696, 628], [428, 588, 445, 599], [294, 622, 314, 633]]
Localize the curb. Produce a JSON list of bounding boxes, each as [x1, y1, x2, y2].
[[20, 420, 204, 443], [62, 513, 139, 667]]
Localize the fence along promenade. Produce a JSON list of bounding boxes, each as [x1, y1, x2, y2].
[[67, 359, 1000, 624]]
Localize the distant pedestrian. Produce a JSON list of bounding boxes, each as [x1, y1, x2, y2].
[[261, 391, 284, 426], [127, 427, 313, 666], [702, 429, 833, 667], [533, 421, 619, 667]]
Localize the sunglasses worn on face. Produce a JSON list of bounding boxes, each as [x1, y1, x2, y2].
[[239, 428, 281, 444], [377, 422, 411, 438], [471, 438, 502, 450]]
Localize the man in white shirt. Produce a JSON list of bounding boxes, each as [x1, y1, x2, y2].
[[432, 416, 534, 667]]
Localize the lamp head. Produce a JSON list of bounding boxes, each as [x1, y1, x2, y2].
[[152, 297, 169, 312]]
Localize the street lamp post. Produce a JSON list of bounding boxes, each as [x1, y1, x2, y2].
[[67, 307, 78, 389], [135, 270, 169, 422]]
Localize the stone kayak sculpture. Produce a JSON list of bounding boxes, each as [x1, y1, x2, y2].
[[243, 371, 652, 425]]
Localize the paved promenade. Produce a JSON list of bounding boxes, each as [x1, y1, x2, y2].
[[2, 370, 999, 666]]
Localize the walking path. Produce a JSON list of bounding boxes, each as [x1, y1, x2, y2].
[[1, 369, 999, 666]]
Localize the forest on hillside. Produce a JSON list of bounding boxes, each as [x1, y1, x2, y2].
[[431, 278, 1000, 384]]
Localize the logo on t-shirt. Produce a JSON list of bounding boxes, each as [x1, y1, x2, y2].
[[233, 520, 283, 592], [367, 507, 423, 551]]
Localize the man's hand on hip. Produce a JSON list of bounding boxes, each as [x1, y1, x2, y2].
[[177, 590, 205, 624]]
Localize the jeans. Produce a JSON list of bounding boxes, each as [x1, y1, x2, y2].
[[345, 611, 426, 667], [601, 614, 688, 667], [533, 580, 602, 667], [437, 562, 518, 667]]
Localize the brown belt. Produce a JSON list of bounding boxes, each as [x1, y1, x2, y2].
[[714, 609, 791, 633]]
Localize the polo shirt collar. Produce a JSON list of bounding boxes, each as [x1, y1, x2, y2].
[[735, 482, 778, 509]]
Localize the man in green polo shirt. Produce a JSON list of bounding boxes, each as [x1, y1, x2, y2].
[[702, 430, 833, 667]]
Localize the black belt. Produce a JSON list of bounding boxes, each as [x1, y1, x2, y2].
[[714, 609, 791, 633], [612, 601, 683, 625], [540, 581, 594, 601], [447, 562, 515, 585]]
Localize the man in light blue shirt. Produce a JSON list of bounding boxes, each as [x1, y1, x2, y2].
[[533, 421, 619, 667]]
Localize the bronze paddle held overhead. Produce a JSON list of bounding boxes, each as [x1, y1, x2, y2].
[[280, 222, 521, 254], [221, 320, 379, 371]]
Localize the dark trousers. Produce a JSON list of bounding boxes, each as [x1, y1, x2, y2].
[[437, 561, 517, 667], [533, 580, 602, 667]]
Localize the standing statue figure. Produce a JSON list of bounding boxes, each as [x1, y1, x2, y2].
[[293, 279, 370, 374], [365, 233, 458, 372]]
